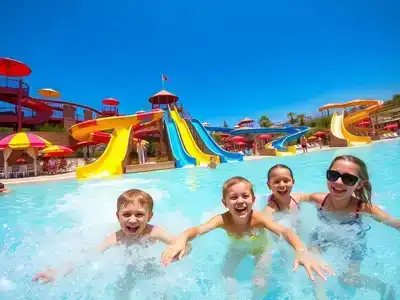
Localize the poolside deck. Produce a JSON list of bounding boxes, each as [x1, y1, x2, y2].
[[125, 161, 175, 173]]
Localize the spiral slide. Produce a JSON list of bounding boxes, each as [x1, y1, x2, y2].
[[169, 106, 219, 166], [229, 125, 310, 155], [70, 111, 164, 179], [320, 100, 384, 146], [190, 119, 243, 162]]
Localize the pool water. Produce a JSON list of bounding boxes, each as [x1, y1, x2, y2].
[[1, 140, 400, 299]]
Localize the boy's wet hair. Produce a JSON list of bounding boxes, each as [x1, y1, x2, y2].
[[117, 189, 154, 213], [222, 176, 255, 198], [267, 164, 294, 181], [329, 155, 372, 204]]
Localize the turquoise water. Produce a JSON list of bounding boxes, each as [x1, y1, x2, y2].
[[1, 140, 400, 299]]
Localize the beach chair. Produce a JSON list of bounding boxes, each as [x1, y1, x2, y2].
[[27, 164, 35, 176], [0, 166, 4, 178], [11, 165, 24, 178]]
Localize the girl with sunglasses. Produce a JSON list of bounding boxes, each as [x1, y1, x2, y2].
[[309, 155, 398, 299], [263, 155, 398, 298]]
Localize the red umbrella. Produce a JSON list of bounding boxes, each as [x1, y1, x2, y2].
[[234, 141, 246, 146], [0, 57, 32, 77], [358, 121, 370, 126], [314, 131, 326, 137], [102, 98, 119, 106], [384, 124, 398, 130], [257, 134, 272, 140], [228, 136, 245, 143]]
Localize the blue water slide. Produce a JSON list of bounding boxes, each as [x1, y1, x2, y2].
[[227, 126, 309, 151], [164, 115, 196, 168], [190, 119, 243, 162], [271, 125, 309, 151]]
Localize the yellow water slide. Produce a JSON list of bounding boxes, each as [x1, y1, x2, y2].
[[320, 99, 384, 146], [70, 111, 164, 179], [169, 106, 219, 166]]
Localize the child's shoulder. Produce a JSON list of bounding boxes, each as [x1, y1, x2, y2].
[[308, 192, 328, 204]]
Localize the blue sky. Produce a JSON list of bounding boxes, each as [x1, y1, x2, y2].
[[3, 0, 399, 127]]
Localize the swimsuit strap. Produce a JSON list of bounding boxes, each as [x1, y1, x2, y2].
[[291, 196, 300, 209], [320, 194, 362, 218], [355, 199, 363, 218], [269, 194, 282, 211], [319, 194, 330, 210], [270, 194, 299, 211]]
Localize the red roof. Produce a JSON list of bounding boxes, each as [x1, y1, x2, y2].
[[149, 89, 178, 104], [0, 57, 32, 77], [102, 98, 119, 106]]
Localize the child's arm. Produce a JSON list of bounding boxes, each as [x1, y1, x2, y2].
[[33, 232, 117, 284], [254, 212, 333, 281], [363, 204, 400, 229], [161, 215, 223, 266]]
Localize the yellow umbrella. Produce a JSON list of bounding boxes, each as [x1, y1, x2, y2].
[[37, 88, 61, 98]]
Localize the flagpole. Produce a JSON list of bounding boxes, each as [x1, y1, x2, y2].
[[161, 74, 164, 89]]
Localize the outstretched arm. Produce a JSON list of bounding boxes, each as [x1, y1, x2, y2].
[[161, 215, 223, 266], [255, 212, 334, 281], [365, 204, 400, 229], [33, 232, 117, 284]]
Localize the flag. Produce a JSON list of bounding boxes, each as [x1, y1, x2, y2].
[[162, 74, 168, 81]]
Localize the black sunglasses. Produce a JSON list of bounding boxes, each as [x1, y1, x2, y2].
[[326, 170, 359, 186]]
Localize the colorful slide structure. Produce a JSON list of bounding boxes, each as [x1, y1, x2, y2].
[[169, 106, 220, 166], [164, 113, 197, 168], [319, 99, 384, 146], [227, 125, 310, 155], [190, 119, 243, 162], [70, 111, 164, 179]]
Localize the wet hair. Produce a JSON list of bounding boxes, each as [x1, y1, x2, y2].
[[222, 176, 255, 198], [0, 183, 4, 189], [329, 155, 372, 204], [117, 189, 154, 213], [267, 164, 294, 181]]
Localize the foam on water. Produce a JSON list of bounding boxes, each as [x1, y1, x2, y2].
[[2, 140, 400, 299]]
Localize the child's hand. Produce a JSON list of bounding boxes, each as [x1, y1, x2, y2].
[[161, 239, 189, 266], [292, 249, 335, 281], [32, 268, 57, 284]]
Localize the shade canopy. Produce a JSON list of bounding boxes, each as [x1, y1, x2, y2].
[[0, 57, 32, 77], [38, 88, 61, 98], [42, 145, 74, 157], [0, 132, 52, 150], [102, 98, 120, 106]]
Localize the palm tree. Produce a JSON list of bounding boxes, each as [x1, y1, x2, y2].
[[259, 115, 272, 128], [287, 112, 297, 124], [297, 114, 305, 126]]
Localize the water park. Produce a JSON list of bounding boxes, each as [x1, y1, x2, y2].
[[2, 56, 400, 300]]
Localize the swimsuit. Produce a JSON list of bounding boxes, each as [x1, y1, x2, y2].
[[227, 229, 269, 256], [268, 194, 300, 212], [310, 194, 371, 261]]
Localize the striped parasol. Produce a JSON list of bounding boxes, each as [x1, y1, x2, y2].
[[0, 132, 52, 150], [42, 145, 74, 157]]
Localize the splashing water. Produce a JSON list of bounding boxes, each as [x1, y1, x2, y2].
[[1, 140, 400, 299]]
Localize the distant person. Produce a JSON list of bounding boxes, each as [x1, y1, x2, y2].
[[300, 136, 308, 153], [318, 136, 323, 149], [0, 183, 12, 195], [208, 157, 217, 169]]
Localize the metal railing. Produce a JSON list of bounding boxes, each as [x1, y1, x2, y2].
[[0, 78, 29, 95]]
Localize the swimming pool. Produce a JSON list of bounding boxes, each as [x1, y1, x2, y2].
[[1, 140, 400, 299]]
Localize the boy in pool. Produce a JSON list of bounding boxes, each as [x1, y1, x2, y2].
[[162, 176, 333, 299], [33, 189, 184, 284], [0, 182, 12, 195]]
